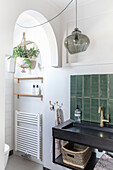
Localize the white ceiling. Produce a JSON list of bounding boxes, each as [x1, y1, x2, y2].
[[46, 0, 94, 10], [47, 0, 73, 10]]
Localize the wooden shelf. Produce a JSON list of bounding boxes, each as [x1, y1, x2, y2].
[[14, 77, 43, 83], [14, 93, 43, 101], [55, 153, 98, 170]]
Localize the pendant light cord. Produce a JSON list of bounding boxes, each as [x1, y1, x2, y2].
[[76, 0, 77, 28], [16, 0, 74, 29]]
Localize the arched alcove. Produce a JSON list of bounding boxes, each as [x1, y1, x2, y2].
[[13, 10, 59, 75]]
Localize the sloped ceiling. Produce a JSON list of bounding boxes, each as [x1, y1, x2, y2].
[[47, 0, 73, 10], [46, 0, 94, 10]]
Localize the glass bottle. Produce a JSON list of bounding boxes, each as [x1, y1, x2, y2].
[[74, 105, 82, 123]]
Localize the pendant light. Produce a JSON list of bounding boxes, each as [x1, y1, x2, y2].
[[64, 0, 90, 54]]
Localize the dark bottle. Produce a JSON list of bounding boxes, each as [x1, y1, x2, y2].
[[74, 105, 82, 123]]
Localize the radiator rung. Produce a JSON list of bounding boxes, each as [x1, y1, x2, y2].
[[18, 115, 38, 119], [17, 132, 37, 137], [17, 148, 38, 157], [17, 117, 38, 122], [18, 112, 38, 116], [17, 137, 38, 144], [17, 119, 38, 124], [17, 126, 37, 132], [17, 141, 37, 147], [17, 144, 37, 152]]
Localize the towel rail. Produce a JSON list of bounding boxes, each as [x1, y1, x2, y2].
[[15, 111, 41, 160]]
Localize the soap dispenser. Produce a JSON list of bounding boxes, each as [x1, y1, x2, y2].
[[74, 105, 82, 123], [32, 85, 35, 94], [36, 85, 39, 95]]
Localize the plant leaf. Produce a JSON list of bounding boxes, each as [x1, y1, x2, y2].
[[24, 58, 32, 69]]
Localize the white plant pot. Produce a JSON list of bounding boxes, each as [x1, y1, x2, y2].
[[16, 57, 36, 71]]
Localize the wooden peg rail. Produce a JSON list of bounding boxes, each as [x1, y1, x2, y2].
[[14, 93, 43, 101], [14, 77, 43, 83]]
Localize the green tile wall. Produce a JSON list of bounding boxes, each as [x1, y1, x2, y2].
[[70, 74, 113, 125], [100, 75, 107, 98], [91, 75, 99, 98], [84, 75, 90, 97], [84, 98, 90, 121]]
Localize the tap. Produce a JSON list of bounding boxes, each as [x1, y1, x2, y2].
[[98, 106, 109, 127]]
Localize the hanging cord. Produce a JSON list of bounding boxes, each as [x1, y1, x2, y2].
[[75, 0, 77, 28], [19, 32, 30, 59], [75, 0, 79, 42], [16, 0, 74, 29]]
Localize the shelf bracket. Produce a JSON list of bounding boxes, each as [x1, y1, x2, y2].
[[17, 94, 19, 99], [41, 95, 43, 101], [18, 79, 20, 84], [41, 78, 43, 83]]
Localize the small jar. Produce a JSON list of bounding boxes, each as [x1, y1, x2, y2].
[[74, 105, 82, 123]]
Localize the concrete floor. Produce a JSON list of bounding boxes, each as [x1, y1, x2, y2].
[[6, 155, 43, 170]]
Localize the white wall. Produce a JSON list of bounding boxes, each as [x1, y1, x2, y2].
[[5, 58, 14, 151]]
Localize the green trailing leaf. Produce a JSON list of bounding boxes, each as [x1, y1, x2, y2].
[[24, 58, 32, 69], [8, 55, 15, 60]]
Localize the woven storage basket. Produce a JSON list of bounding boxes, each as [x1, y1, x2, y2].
[[62, 142, 92, 169]]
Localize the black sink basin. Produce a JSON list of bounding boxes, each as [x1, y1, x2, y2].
[[62, 122, 113, 140], [53, 119, 113, 152]]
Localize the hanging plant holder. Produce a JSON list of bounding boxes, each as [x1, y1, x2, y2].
[[16, 57, 36, 73], [8, 32, 40, 73], [17, 32, 39, 72]]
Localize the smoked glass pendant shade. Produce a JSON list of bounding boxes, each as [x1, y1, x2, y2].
[[64, 28, 90, 54]]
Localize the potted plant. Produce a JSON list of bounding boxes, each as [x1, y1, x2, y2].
[[8, 33, 40, 72]]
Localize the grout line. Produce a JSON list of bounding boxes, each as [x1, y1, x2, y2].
[[71, 96, 113, 100], [107, 75, 109, 115], [82, 76, 84, 120], [99, 75, 100, 99], [90, 75, 92, 121], [98, 75, 100, 121]]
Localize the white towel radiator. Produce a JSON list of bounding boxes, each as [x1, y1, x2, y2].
[[15, 110, 41, 160]]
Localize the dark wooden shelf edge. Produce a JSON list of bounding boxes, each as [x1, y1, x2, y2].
[[55, 152, 98, 170]]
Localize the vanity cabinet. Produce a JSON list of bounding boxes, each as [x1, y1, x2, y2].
[[52, 119, 113, 170]]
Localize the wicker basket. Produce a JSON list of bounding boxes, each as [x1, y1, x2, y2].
[[62, 142, 92, 169]]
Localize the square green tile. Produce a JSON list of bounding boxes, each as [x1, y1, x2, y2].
[[91, 99, 99, 123], [70, 97, 77, 119], [84, 75, 90, 97], [109, 75, 113, 99], [100, 99, 107, 119], [100, 75, 107, 98], [83, 98, 90, 121], [77, 76, 82, 97], [70, 76, 77, 97], [108, 100, 113, 124], [91, 75, 99, 98]]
